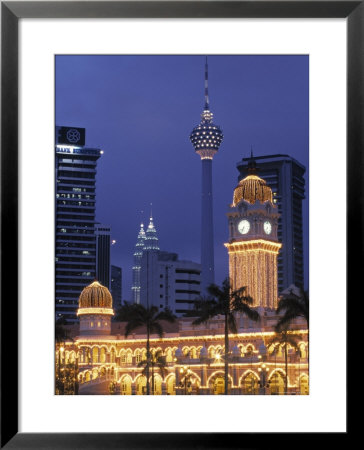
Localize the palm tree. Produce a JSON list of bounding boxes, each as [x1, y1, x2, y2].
[[276, 286, 309, 363], [138, 349, 167, 395], [119, 302, 175, 395], [276, 286, 309, 330], [267, 327, 301, 395], [188, 277, 260, 395], [55, 320, 74, 395]]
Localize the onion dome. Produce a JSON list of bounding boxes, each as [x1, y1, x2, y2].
[[78, 281, 113, 309], [233, 150, 273, 206], [232, 174, 273, 206], [190, 57, 223, 159]]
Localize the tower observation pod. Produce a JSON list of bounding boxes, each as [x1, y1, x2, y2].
[[190, 57, 223, 294]]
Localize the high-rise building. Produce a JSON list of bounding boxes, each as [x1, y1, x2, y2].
[[140, 215, 160, 308], [190, 57, 223, 294], [140, 250, 201, 316], [131, 223, 146, 304], [237, 154, 306, 292], [135, 216, 202, 315], [95, 223, 111, 289], [111, 265, 122, 308], [225, 156, 282, 309], [55, 126, 102, 322]]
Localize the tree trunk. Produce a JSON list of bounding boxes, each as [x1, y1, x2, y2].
[[151, 365, 155, 395], [224, 314, 229, 395], [284, 341, 288, 395], [146, 324, 150, 395]]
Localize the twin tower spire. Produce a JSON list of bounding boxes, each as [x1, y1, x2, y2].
[[131, 212, 159, 304]]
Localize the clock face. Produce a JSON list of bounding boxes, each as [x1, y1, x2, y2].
[[264, 221, 272, 235], [238, 219, 250, 235]]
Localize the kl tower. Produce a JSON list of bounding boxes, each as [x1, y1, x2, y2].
[[190, 57, 223, 294]]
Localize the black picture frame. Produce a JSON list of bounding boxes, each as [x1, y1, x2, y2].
[[1, 1, 356, 448]]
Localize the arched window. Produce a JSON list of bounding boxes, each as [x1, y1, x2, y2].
[[126, 350, 132, 364], [136, 376, 147, 395], [190, 347, 197, 359], [241, 373, 259, 395], [110, 348, 116, 363], [92, 347, 98, 363], [299, 375, 309, 395], [165, 348, 173, 363], [269, 372, 285, 395], [166, 375, 176, 395], [299, 343, 307, 359], [135, 349, 142, 364], [120, 376, 132, 395], [100, 348, 106, 363], [153, 375, 163, 395]]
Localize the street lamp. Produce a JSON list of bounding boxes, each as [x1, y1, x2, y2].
[[258, 357, 270, 394], [179, 366, 194, 395]]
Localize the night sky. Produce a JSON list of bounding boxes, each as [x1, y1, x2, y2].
[[55, 55, 309, 299]]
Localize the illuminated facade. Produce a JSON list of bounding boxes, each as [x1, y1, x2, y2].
[[225, 156, 282, 309], [190, 58, 223, 294], [57, 280, 308, 395]]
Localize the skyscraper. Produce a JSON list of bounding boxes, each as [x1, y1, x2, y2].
[[190, 57, 223, 294], [55, 126, 103, 322], [140, 215, 160, 308], [131, 223, 146, 304], [95, 223, 111, 289], [237, 154, 306, 292], [111, 265, 122, 308]]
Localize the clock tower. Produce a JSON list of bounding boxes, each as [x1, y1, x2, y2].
[[225, 156, 282, 309]]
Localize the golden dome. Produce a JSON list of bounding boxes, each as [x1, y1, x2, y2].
[[233, 174, 273, 206], [78, 281, 113, 309]]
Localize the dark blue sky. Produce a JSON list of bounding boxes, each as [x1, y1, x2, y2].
[[56, 55, 309, 299]]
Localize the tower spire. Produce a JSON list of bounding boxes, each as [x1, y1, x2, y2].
[[189, 56, 223, 294], [247, 146, 258, 174], [204, 56, 209, 110]]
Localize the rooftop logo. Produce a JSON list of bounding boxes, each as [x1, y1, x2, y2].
[[56, 126, 85, 147]]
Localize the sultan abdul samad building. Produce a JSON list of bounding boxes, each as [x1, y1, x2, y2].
[[56, 160, 308, 396], [55, 60, 308, 395]]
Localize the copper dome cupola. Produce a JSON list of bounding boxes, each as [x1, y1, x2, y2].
[[232, 152, 273, 206], [77, 281, 114, 317]]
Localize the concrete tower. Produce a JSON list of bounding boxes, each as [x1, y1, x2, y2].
[[190, 57, 223, 294], [225, 155, 282, 309]]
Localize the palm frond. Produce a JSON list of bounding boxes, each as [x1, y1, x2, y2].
[[227, 313, 238, 334], [150, 322, 164, 338]]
